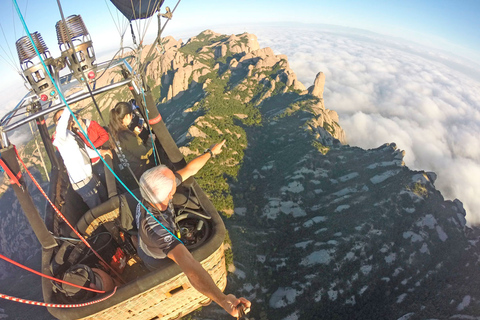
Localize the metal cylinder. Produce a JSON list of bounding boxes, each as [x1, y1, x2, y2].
[[15, 32, 58, 101], [55, 15, 90, 49], [55, 15, 97, 82], [16, 32, 50, 66]]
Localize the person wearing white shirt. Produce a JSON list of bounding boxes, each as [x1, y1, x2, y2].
[[53, 108, 110, 209]]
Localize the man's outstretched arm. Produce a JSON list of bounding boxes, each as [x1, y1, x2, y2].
[[177, 139, 226, 181], [167, 244, 251, 317]]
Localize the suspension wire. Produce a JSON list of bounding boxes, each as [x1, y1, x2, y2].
[[0, 288, 117, 308], [104, 0, 123, 37], [23, 0, 29, 20], [12, 0, 183, 246], [140, 88, 159, 165], [142, 0, 181, 68], [139, 0, 158, 45], [140, 14, 156, 46], [0, 53, 20, 74], [0, 23, 21, 72], [94, 51, 136, 83], [127, 0, 138, 45], [0, 252, 105, 294], [130, 0, 140, 44], [129, 1, 182, 165], [11, 3, 18, 41], [55, 0, 106, 126], [129, 22, 137, 45], [104, 0, 130, 49]]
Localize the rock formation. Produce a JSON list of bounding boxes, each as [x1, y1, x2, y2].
[[141, 30, 345, 146], [308, 71, 326, 99]]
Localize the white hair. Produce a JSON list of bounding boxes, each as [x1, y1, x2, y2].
[[139, 165, 174, 204]]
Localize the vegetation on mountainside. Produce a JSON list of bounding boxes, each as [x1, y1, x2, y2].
[[179, 32, 225, 66], [172, 35, 272, 214], [170, 32, 336, 214], [408, 182, 428, 197], [312, 141, 330, 155], [184, 75, 252, 213]]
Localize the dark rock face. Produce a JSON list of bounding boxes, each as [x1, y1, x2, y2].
[[0, 169, 44, 280], [228, 138, 479, 319]]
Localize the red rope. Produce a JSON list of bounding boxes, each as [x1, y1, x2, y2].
[[0, 287, 117, 308], [0, 158, 22, 187], [0, 253, 104, 294], [13, 146, 125, 283]]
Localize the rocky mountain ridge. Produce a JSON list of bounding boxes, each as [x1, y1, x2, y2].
[[145, 30, 346, 146], [149, 30, 480, 319], [0, 30, 479, 319]]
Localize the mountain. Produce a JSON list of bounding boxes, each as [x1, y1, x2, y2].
[[1, 29, 479, 319], [149, 30, 480, 319]]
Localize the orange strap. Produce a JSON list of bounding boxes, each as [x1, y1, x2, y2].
[[148, 114, 162, 125]]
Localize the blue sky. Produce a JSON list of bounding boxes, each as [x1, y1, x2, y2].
[[0, 0, 479, 101], [1, 0, 479, 72]]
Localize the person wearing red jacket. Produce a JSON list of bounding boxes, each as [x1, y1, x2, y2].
[[70, 116, 110, 186]]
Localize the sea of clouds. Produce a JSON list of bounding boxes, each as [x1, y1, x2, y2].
[[207, 24, 480, 224]]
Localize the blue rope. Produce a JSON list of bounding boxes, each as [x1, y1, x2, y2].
[[12, 0, 182, 244]]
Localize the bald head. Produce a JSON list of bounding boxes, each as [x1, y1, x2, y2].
[[139, 165, 175, 204]]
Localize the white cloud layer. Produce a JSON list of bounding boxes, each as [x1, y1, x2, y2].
[[216, 24, 480, 224]]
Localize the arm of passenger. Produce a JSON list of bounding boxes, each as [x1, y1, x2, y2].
[[90, 120, 110, 147], [167, 244, 251, 318], [85, 146, 100, 159], [85, 146, 112, 159], [177, 140, 226, 181], [55, 108, 71, 140]]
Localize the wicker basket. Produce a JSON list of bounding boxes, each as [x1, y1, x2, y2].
[[80, 244, 226, 320]]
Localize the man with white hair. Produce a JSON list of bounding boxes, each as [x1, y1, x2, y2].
[[136, 139, 251, 318]]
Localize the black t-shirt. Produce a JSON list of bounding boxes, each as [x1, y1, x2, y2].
[[117, 130, 153, 179], [136, 173, 183, 259]]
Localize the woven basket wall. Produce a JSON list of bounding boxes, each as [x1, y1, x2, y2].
[[80, 244, 226, 320]]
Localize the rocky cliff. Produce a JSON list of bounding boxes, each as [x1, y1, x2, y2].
[[143, 30, 346, 148]]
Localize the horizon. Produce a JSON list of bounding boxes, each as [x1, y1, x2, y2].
[[1, 0, 479, 115]]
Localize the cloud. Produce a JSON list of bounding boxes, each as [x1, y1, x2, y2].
[[217, 25, 480, 224], [9, 126, 33, 145]]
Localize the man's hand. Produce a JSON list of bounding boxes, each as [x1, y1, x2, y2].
[[177, 139, 226, 181], [210, 139, 226, 156], [220, 294, 251, 318], [100, 149, 112, 159]]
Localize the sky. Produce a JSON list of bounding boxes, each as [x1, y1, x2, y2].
[[0, 0, 480, 224]]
